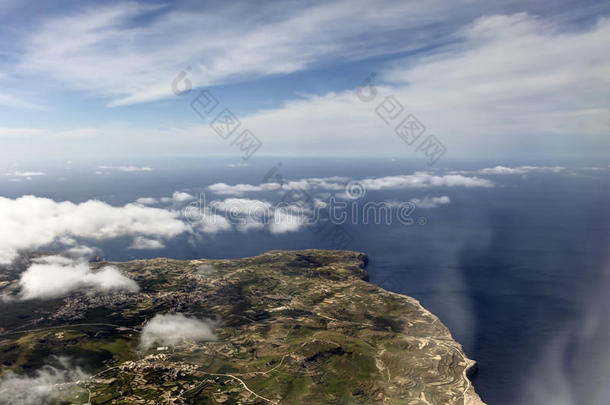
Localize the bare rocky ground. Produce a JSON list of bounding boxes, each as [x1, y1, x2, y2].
[[0, 250, 485, 404]]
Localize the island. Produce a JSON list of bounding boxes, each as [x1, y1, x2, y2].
[[0, 250, 485, 404]]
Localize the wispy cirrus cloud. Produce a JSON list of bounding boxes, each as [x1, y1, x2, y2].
[[0, 127, 101, 139], [0, 127, 47, 137], [0, 92, 46, 110], [203, 13, 610, 157], [16, 0, 471, 107], [1, 3, 607, 159]]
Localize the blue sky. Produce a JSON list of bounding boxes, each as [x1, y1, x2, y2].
[[0, 0, 609, 162]]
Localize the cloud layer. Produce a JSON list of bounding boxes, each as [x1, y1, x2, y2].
[[207, 173, 493, 196]]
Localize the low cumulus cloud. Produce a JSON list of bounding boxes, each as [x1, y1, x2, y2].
[[64, 245, 98, 258], [209, 198, 271, 232], [208, 182, 282, 196], [172, 192, 195, 202], [206, 198, 307, 234], [269, 208, 307, 234], [16, 256, 139, 300], [188, 208, 233, 234], [207, 179, 343, 196], [0, 357, 88, 405], [134, 197, 158, 205], [135, 192, 195, 206], [0, 195, 188, 265], [129, 236, 165, 250], [451, 165, 565, 175], [139, 313, 217, 350], [410, 195, 451, 209], [359, 173, 493, 190], [207, 172, 492, 196], [96, 165, 154, 172]]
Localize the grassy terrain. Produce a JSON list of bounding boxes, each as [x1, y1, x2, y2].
[[0, 250, 484, 404]]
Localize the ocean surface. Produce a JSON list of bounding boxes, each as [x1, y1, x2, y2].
[[2, 156, 609, 405]]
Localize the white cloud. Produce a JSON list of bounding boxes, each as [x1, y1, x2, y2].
[[64, 245, 98, 258], [205, 198, 308, 234], [0, 9, 610, 158], [208, 172, 492, 197], [16, 255, 139, 300], [17, 1, 467, 106], [129, 237, 165, 250], [139, 313, 216, 350], [381, 14, 610, 142], [0, 195, 188, 264], [0, 357, 88, 404], [313, 198, 328, 209], [189, 209, 233, 234], [410, 195, 451, 208], [0, 7, 606, 159], [208, 182, 281, 196], [96, 165, 154, 172], [209, 198, 272, 216], [170, 191, 195, 202], [173, 13, 608, 157], [359, 173, 493, 190], [135, 197, 158, 205], [269, 209, 306, 234], [207, 180, 338, 196], [451, 165, 565, 175], [159, 191, 197, 204], [486, 166, 563, 174]]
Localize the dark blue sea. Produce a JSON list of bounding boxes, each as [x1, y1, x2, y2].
[[2, 157, 609, 405]]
